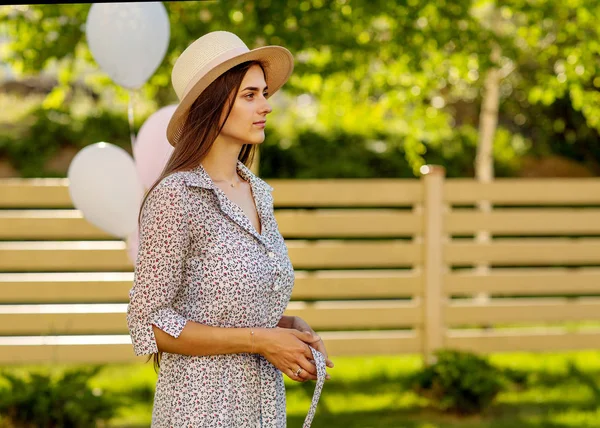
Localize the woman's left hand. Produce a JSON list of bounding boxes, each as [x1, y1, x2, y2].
[[291, 316, 335, 376]]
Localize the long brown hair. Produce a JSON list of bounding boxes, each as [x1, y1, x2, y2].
[[139, 60, 265, 371]]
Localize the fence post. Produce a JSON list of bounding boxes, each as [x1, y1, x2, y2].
[[420, 165, 446, 364]]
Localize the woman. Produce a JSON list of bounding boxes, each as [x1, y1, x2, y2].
[[127, 31, 333, 427]]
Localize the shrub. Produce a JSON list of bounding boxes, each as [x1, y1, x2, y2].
[[408, 349, 505, 415], [0, 366, 119, 428], [0, 106, 133, 178]]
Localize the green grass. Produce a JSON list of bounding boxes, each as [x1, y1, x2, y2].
[[284, 352, 600, 428], [2, 351, 600, 427]]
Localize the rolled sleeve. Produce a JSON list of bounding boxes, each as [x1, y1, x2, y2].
[[126, 179, 190, 356]]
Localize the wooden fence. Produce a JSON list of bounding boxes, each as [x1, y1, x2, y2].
[[1, 167, 600, 364]]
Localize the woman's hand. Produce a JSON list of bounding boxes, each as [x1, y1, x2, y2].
[[291, 316, 335, 373], [254, 327, 322, 382]]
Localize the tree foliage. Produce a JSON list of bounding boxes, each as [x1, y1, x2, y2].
[[0, 0, 598, 177]]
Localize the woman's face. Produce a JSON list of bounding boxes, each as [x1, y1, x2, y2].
[[219, 64, 272, 146]]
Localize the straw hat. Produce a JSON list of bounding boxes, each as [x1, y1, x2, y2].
[[166, 31, 294, 146]]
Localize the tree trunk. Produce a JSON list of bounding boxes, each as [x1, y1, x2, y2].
[[474, 46, 502, 307]]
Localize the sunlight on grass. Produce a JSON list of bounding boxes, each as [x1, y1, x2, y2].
[[2, 351, 599, 427], [489, 350, 600, 373], [549, 408, 600, 427]]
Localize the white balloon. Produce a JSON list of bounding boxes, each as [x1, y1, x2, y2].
[[68, 143, 144, 238], [86, 2, 170, 89]]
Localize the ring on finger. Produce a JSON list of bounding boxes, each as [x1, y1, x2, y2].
[[295, 367, 303, 376]]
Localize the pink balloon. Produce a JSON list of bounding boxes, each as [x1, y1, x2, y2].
[[133, 104, 177, 189], [126, 225, 139, 264]]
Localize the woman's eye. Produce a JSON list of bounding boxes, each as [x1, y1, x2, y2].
[[244, 92, 268, 99]]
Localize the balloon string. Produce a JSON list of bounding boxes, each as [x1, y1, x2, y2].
[[128, 89, 136, 148]]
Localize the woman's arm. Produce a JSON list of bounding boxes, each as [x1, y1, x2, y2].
[[153, 314, 315, 357], [152, 322, 313, 358], [154, 322, 323, 382], [152, 323, 254, 356], [127, 180, 193, 356]]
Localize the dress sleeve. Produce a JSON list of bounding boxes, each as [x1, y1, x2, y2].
[[126, 180, 190, 356]]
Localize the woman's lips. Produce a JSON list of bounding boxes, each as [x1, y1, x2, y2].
[[253, 121, 266, 129]]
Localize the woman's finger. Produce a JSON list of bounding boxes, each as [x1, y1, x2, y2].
[[294, 365, 318, 381], [312, 339, 335, 368], [297, 357, 318, 378], [302, 343, 317, 361], [291, 329, 321, 344], [287, 368, 306, 382], [289, 366, 318, 382]]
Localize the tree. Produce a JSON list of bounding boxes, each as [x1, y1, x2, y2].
[[1, 0, 598, 178]]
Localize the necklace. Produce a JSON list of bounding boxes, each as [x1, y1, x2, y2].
[[213, 175, 242, 188]]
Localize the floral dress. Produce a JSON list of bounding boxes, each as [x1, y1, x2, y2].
[[127, 161, 297, 427]]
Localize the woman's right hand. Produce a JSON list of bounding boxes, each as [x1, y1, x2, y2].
[[255, 327, 322, 382]]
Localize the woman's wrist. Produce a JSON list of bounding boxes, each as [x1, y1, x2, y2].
[[248, 327, 256, 354], [252, 327, 269, 356]]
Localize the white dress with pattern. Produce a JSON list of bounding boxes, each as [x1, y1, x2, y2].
[[127, 161, 295, 427]]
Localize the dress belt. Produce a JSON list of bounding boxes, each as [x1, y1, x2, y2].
[[257, 346, 326, 428], [302, 347, 326, 428]]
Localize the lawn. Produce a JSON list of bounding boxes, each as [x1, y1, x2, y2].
[[3, 351, 600, 427]]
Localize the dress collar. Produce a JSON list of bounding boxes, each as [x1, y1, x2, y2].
[[182, 160, 273, 192], [182, 160, 273, 245]]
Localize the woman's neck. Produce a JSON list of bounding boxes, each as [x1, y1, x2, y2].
[[201, 138, 242, 183]]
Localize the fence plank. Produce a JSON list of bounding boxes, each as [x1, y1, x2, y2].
[[446, 298, 600, 325], [292, 270, 421, 299], [421, 166, 445, 361], [446, 239, 600, 265], [287, 240, 421, 269], [0, 179, 422, 209], [271, 180, 422, 207], [318, 330, 421, 355], [0, 241, 421, 271], [7, 178, 600, 208], [446, 328, 600, 352], [0, 241, 132, 272], [0, 270, 422, 303], [0, 210, 111, 240], [285, 301, 420, 329], [0, 301, 421, 335], [0, 272, 133, 303], [0, 179, 72, 208], [445, 268, 600, 295], [446, 179, 600, 205], [0, 331, 420, 363], [0, 209, 421, 240], [0, 336, 141, 364], [447, 209, 600, 235], [0, 310, 127, 335], [276, 210, 421, 237]]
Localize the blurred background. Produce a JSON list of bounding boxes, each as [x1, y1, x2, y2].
[[1, 0, 599, 180], [1, 1, 600, 428]]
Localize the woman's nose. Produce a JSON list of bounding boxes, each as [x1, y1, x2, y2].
[[260, 97, 272, 115]]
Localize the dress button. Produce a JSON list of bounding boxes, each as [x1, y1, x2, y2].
[[268, 251, 275, 258]]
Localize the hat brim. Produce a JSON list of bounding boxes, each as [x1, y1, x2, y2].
[[166, 45, 294, 146]]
